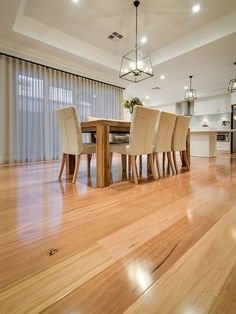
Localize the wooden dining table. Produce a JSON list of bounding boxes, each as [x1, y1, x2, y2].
[[67, 119, 130, 188], [66, 119, 190, 188]]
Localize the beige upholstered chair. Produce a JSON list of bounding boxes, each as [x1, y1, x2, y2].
[[172, 115, 191, 173], [56, 106, 96, 184], [153, 112, 177, 177], [109, 106, 160, 184]]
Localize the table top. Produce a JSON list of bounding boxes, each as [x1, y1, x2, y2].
[[81, 119, 131, 133]]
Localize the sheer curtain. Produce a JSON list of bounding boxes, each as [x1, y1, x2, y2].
[[0, 54, 123, 164]]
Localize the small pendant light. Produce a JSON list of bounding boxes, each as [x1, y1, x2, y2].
[[184, 75, 197, 101], [228, 62, 236, 93]]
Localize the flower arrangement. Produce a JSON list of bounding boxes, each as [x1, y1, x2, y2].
[[121, 97, 143, 114]]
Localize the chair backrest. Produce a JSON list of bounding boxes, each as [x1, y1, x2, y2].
[[172, 115, 191, 151], [129, 106, 160, 155], [55, 106, 83, 155], [153, 111, 177, 152]]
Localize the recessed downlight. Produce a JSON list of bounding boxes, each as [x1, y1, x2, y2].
[[192, 4, 201, 13], [184, 86, 188, 90], [160, 75, 165, 80], [140, 36, 147, 44], [72, 0, 79, 3], [145, 96, 150, 99]]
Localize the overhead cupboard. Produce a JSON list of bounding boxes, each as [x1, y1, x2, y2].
[[193, 97, 231, 116]]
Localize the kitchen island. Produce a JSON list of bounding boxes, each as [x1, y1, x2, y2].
[[190, 128, 217, 157], [190, 128, 236, 157]]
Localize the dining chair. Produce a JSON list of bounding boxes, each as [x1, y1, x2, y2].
[[153, 111, 177, 177], [55, 106, 96, 184], [171, 115, 191, 173], [109, 106, 160, 184]]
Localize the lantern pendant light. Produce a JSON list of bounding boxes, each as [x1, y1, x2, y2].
[[184, 75, 197, 101], [228, 62, 236, 93], [119, 1, 153, 83]]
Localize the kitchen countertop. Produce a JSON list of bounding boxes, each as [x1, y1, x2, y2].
[[190, 128, 236, 133]]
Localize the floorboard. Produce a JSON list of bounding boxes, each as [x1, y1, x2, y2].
[[0, 153, 236, 313]]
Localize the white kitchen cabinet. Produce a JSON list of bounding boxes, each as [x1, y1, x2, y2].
[[193, 95, 231, 116], [216, 142, 230, 151], [190, 130, 217, 157]]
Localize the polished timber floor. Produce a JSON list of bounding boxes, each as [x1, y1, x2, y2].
[[0, 153, 236, 313]]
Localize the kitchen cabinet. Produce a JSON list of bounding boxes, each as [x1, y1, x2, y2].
[[190, 129, 217, 157], [193, 97, 231, 116], [216, 142, 230, 151]]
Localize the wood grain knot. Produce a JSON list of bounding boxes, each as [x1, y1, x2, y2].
[[48, 248, 58, 256]]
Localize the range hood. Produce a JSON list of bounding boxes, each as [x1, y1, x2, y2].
[[176, 100, 194, 116]]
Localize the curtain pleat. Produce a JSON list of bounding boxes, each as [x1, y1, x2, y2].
[[0, 55, 123, 164]]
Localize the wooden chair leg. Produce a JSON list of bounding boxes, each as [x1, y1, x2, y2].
[[58, 153, 66, 180], [149, 153, 157, 179], [167, 152, 175, 175], [172, 151, 179, 174], [128, 155, 131, 175], [109, 153, 113, 175], [87, 154, 92, 176], [139, 155, 142, 177], [121, 154, 127, 173], [180, 151, 183, 164], [72, 155, 80, 184], [183, 150, 190, 170], [146, 154, 152, 178], [162, 152, 166, 173], [155, 153, 161, 178], [131, 155, 138, 184]]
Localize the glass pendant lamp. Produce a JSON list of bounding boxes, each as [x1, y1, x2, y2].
[[119, 1, 153, 83]]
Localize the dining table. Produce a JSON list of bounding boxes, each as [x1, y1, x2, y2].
[[67, 119, 130, 188], [66, 119, 190, 188]]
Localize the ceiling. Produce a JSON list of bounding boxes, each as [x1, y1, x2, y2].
[[0, 0, 236, 103], [23, 0, 236, 55]]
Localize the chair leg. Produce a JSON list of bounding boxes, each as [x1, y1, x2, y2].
[[87, 154, 92, 176], [162, 152, 166, 173], [183, 150, 190, 170], [58, 153, 66, 180], [167, 152, 175, 175], [139, 155, 142, 176], [172, 151, 179, 174], [131, 155, 138, 184], [72, 155, 80, 184], [109, 153, 113, 175], [128, 155, 131, 175], [149, 154, 157, 179], [121, 154, 127, 173], [155, 153, 161, 178]]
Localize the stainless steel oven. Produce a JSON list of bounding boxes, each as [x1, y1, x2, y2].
[[217, 132, 230, 142]]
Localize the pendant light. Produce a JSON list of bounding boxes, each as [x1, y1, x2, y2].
[[119, 1, 153, 83], [228, 62, 236, 93], [184, 75, 197, 101]]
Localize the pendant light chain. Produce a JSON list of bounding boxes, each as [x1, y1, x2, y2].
[[135, 3, 138, 67]]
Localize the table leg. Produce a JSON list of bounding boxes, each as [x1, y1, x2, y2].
[[96, 125, 109, 187]]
